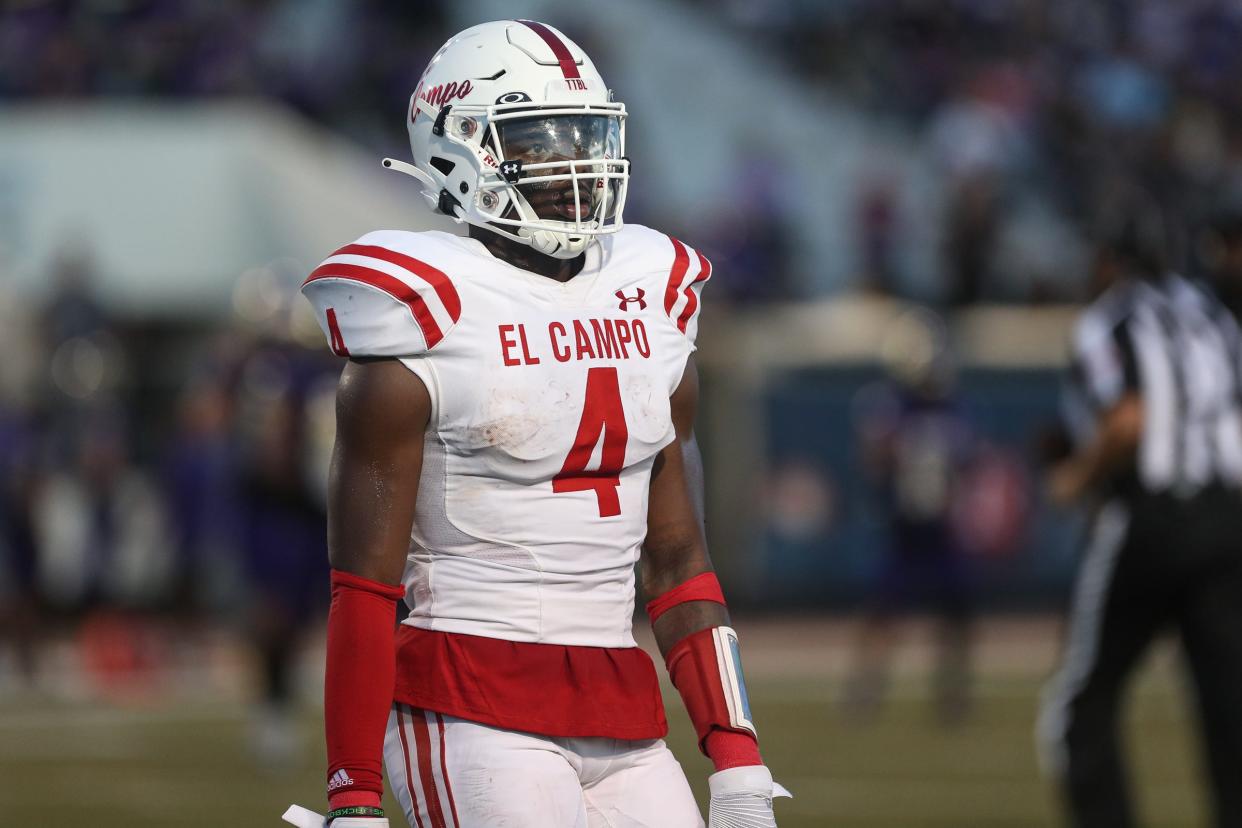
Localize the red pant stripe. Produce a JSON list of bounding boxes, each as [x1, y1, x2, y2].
[[435, 713, 461, 828], [396, 706, 427, 828], [410, 707, 449, 828]]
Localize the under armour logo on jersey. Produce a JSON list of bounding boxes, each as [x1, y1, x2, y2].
[[615, 288, 647, 311]]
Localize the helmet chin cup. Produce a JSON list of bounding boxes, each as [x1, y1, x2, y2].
[[524, 227, 589, 259]]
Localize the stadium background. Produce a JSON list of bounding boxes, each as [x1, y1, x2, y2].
[[0, 0, 1236, 825]]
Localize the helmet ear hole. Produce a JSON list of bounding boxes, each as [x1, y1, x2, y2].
[[430, 157, 456, 176]]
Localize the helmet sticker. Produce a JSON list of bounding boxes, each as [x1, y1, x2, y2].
[[420, 80, 474, 109], [496, 92, 533, 105], [500, 159, 524, 184]]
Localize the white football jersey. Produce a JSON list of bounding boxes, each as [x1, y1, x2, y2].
[[303, 225, 710, 647]]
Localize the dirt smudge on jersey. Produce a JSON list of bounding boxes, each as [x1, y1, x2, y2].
[[461, 383, 571, 459], [463, 412, 546, 454], [621, 374, 671, 443]]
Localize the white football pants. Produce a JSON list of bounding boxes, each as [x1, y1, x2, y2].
[[383, 703, 704, 828]]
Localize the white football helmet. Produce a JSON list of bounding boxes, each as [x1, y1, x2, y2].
[[385, 20, 629, 259]]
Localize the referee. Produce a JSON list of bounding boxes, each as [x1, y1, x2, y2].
[[1038, 213, 1242, 828]]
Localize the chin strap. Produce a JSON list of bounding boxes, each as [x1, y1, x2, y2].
[[524, 227, 589, 259]]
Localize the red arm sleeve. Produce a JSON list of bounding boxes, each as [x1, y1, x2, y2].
[[324, 568, 406, 808], [647, 574, 763, 772], [665, 628, 763, 771]]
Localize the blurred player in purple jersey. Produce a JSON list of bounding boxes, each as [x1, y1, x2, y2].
[[228, 270, 339, 764], [846, 308, 977, 723], [0, 402, 44, 688]]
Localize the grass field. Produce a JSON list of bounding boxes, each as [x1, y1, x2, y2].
[[0, 617, 1213, 827]]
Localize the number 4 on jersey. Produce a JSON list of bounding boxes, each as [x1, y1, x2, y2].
[[554, 367, 629, 517]]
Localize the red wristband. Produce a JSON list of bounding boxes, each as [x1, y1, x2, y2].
[[324, 569, 405, 804], [328, 790, 383, 810], [704, 729, 762, 771], [646, 572, 726, 624]]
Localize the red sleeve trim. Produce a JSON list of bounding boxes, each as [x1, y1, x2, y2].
[[661, 237, 712, 334], [675, 250, 712, 334], [305, 242, 463, 350], [645, 571, 726, 624], [662, 237, 691, 320], [305, 262, 446, 348], [335, 243, 462, 323]]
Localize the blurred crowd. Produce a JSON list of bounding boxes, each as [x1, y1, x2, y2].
[[709, 0, 1242, 303], [0, 0, 448, 155], [0, 0, 444, 707], [0, 251, 336, 748], [13, 1, 1242, 303]]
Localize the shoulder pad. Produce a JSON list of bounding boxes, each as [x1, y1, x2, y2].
[[301, 231, 463, 357]]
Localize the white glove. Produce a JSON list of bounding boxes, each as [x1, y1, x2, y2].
[[707, 765, 792, 828], [282, 804, 388, 828]]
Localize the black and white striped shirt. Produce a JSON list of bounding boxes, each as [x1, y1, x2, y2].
[[1065, 274, 1242, 497]]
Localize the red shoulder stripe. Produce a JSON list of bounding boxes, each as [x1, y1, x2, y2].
[[517, 20, 582, 80], [305, 262, 445, 348], [675, 250, 712, 334], [663, 237, 691, 318], [332, 244, 462, 323]]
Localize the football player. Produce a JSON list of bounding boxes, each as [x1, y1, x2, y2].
[[846, 308, 977, 724], [283, 20, 788, 828]]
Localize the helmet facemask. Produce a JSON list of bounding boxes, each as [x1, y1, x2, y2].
[[419, 100, 629, 259], [484, 109, 627, 258]]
